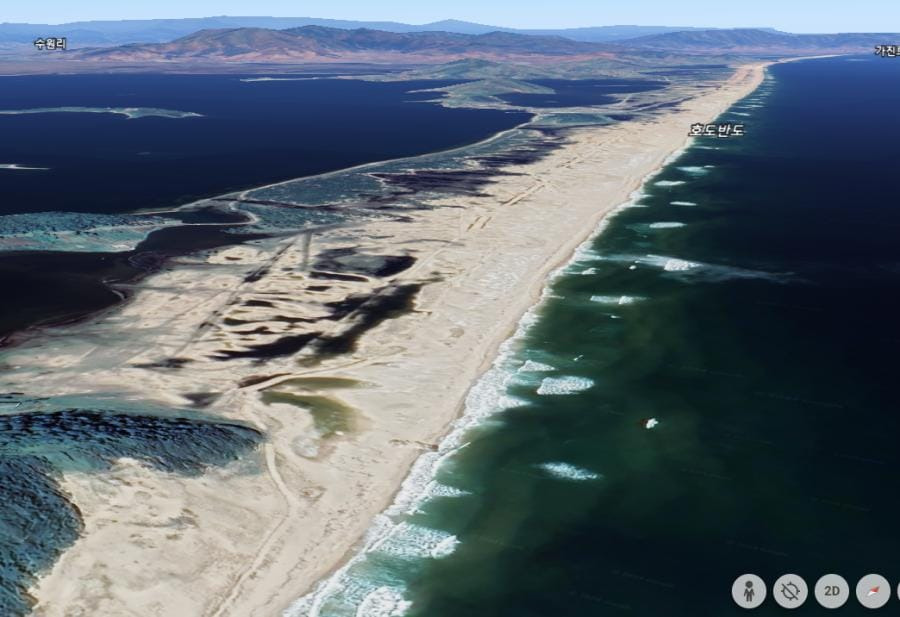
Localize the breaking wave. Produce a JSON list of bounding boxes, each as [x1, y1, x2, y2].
[[601, 253, 791, 282], [538, 462, 601, 481], [590, 295, 642, 305], [519, 360, 555, 372], [676, 165, 714, 175], [0, 163, 48, 171], [537, 376, 595, 395]]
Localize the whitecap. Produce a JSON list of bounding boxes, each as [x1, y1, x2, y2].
[[537, 376, 594, 395], [649, 222, 685, 229], [671, 201, 697, 206], [519, 360, 555, 372], [431, 535, 461, 559], [355, 587, 412, 617], [676, 165, 713, 175], [620, 254, 789, 281], [663, 258, 697, 271], [580, 267, 597, 275], [590, 295, 641, 305], [372, 522, 460, 560], [538, 462, 601, 481], [0, 163, 48, 170], [423, 481, 470, 499]]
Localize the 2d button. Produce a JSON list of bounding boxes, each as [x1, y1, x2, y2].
[[814, 574, 849, 609], [773, 574, 808, 609], [732, 574, 766, 609], [856, 574, 890, 609]]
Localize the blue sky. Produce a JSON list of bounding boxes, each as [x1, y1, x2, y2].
[[5, 0, 898, 33]]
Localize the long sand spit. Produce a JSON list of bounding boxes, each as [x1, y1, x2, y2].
[[20, 62, 767, 616]]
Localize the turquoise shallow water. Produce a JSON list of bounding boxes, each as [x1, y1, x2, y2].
[[293, 56, 900, 616]]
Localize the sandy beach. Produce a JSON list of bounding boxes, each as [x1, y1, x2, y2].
[[14, 62, 767, 616]]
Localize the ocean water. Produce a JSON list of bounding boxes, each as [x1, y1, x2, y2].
[[292, 56, 900, 615]]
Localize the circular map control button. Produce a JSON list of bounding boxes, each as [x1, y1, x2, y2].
[[733, 574, 766, 609], [856, 574, 890, 609], [815, 574, 849, 609], [774, 574, 808, 609]]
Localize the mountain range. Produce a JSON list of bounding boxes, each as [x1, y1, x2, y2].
[[71, 26, 613, 63], [0, 16, 742, 46], [62, 25, 893, 65], [626, 28, 893, 54]]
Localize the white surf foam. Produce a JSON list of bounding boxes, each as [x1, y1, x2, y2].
[[0, 163, 48, 170], [663, 258, 697, 271], [670, 201, 697, 206], [580, 267, 597, 275], [355, 587, 412, 617], [537, 376, 594, 395], [590, 295, 642, 305], [538, 462, 601, 481], [519, 360, 555, 372], [423, 481, 470, 499], [654, 180, 685, 187], [676, 165, 713, 175], [603, 253, 790, 282], [648, 222, 685, 229], [372, 522, 460, 560]]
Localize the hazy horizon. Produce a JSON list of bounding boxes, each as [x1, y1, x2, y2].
[[3, 0, 897, 34]]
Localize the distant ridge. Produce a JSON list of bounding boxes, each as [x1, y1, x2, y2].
[[61, 25, 899, 65], [71, 26, 614, 63], [0, 16, 738, 46], [627, 28, 895, 53]]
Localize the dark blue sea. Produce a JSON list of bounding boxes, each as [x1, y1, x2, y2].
[[295, 56, 900, 616]]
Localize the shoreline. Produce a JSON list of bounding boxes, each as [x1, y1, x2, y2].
[[287, 60, 772, 615], [17, 62, 768, 616]]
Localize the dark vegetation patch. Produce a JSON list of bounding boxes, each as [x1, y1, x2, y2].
[[314, 283, 421, 356], [213, 332, 322, 362]]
